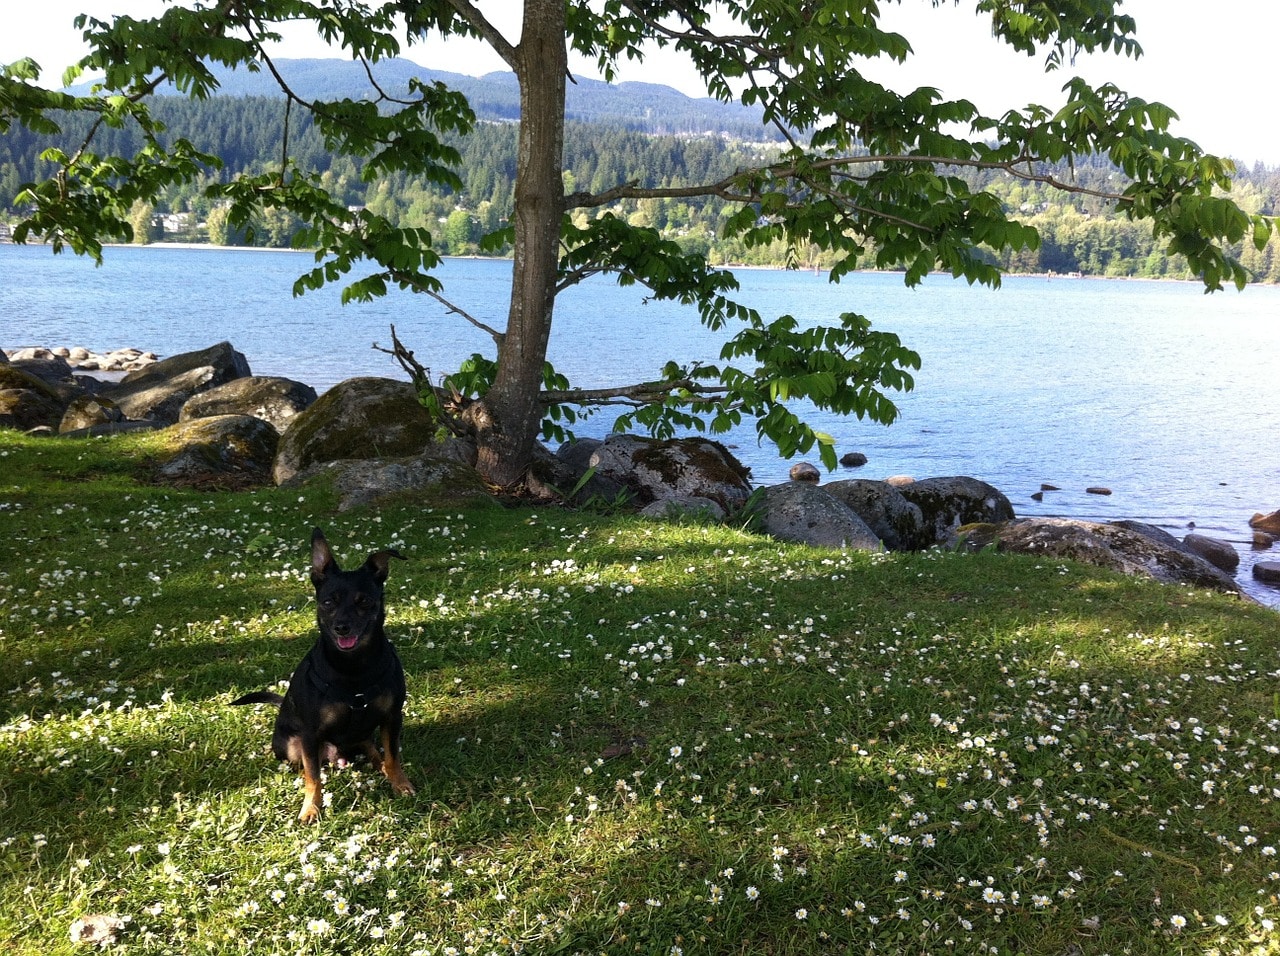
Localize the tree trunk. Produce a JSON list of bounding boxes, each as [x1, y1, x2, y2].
[[468, 0, 566, 488]]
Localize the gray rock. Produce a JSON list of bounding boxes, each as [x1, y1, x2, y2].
[[530, 440, 629, 505], [101, 341, 251, 423], [7, 354, 79, 397], [180, 375, 318, 432], [273, 377, 438, 485], [1250, 510, 1280, 535], [587, 435, 752, 510], [0, 386, 65, 432], [155, 414, 279, 486], [959, 517, 1240, 593], [639, 496, 727, 521], [283, 452, 491, 511], [757, 482, 882, 550], [840, 452, 868, 467], [1254, 561, 1280, 585], [59, 395, 124, 433], [1110, 520, 1183, 550], [555, 437, 602, 474], [1182, 533, 1240, 572], [789, 461, 821, 483], [824, 478, 928, 551], [898, 476, 1015, 546]]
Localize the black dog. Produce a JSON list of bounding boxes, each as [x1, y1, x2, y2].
[[233, 527, 414, 822]]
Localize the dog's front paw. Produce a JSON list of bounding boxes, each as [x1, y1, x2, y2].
[[299, 800, 322, 824], [384, 767, 414, 798]]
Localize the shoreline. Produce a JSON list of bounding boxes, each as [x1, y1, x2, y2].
[[0, 238, 1233, 285]]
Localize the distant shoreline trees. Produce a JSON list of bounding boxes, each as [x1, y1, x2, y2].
[[3, 97, 1278, 282]]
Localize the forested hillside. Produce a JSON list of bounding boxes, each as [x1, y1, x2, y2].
[[4, 61, 1279, 281]]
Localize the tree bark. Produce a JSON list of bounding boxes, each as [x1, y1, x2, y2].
[[467, 0, 567, 488]]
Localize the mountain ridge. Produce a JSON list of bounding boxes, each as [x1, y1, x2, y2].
[[89, 57, 783, 141]]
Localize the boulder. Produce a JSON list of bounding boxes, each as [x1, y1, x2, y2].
[[789, 461, 821, 483], [527, 440, 630, 505], [823, 478, 928, 551], [958, 517, 1240, 593], [6, 347, 52, 362], [0, 386, 65, 431], [60, 395, 124, 433], [586, 435, 752, 511], [840, 452, 869, 468], [273, 377, 438, 485], [101, 341, 251, 424], [897, 476, 1015, 546], [0, 364, 73, 431], [1182, 533, 1240, 572], [639, 495, 727, 521], [283, 452, 491, 511], [1250, 510, 1280, 535], [757, 481, 882, 550], [1110, 520, 1183, 550], [555, 437, 602, 475], [1254, 561, 1280, 586], [155, 414, 280, 486], [180, 375, 318, 432], [1253, 531, 1275, 550], [6, 353, 81, 398]]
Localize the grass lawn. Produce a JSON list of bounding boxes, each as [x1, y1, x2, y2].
[[2, 428, 1279, 955]]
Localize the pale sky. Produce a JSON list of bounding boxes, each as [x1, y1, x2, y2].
[[4, 1, 1277, 165]]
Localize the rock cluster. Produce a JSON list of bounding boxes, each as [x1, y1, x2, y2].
[[3, 341, 1274, 597], [3, 345, 159, 374], [2, 342, 314, 486]]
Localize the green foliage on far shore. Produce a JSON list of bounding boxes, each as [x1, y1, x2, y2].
[[3, 429, 1279, 955], [4, 96, 1280, 281]]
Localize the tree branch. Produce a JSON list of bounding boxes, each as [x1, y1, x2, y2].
[[540, 378, 727, 407], [566, 151, 1135, 214], [443, 0, 518, 68], [377, 265, 506, 344]]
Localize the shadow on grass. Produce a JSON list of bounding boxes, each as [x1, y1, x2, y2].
[[4, 455, 1279, 953]]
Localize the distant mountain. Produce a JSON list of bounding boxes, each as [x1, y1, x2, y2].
[[113, 58, 783, 141]]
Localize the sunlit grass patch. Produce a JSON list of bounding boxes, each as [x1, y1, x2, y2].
[[1, 430, 1279, 954]]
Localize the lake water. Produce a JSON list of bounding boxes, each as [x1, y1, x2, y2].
[[3, 242, 1279, 605]]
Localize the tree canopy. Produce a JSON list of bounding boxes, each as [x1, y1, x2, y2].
[[1, 0, 1273, 489]]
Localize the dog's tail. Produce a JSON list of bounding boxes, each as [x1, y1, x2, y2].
[[231, 691, 285, 706]]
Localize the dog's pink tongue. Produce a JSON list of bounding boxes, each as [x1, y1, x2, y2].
[[337, 634, 359, 650]]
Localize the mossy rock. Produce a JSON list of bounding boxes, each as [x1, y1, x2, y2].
[[273, 377, 437, 485], [824, 478, 929, 551], [589, 434, 752, 509], [284, 452, 496, 512], [155, 414, 280, 487], [0, 365, 66, 402]]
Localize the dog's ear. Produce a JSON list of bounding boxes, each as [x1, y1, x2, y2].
[[364, 548, 407, 584], [311, 527, 339, 585]]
